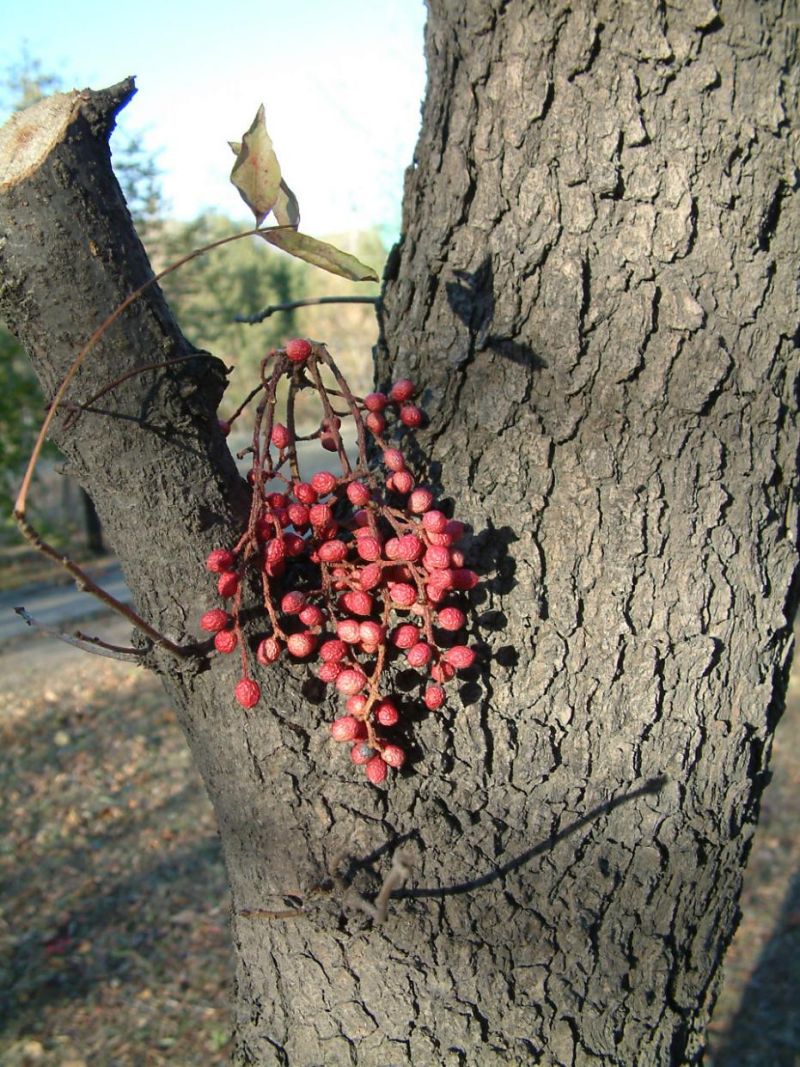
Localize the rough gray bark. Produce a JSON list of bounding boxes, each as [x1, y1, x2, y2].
[[0, 1, 797, 1064]]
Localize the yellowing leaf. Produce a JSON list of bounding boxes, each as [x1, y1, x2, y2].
[[230, 106, 282, 225], [261, 229, 378, 282], [272, 179, 300, 228]]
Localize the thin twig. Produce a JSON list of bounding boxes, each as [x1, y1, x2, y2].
[[14, 608, 144, 662], [235, 295, 379, 325]]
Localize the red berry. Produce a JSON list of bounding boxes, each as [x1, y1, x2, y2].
[[346, 693, 368, 716], [390, 378, 415, 403], [200, 609, 232, 634], [330, 716, 366, 742], [285, 338, 312, 363], [346, 481, 372, 506], [358, 563, 383, 590], [287, 631, 317, 658], [340, 590, 374, 616], [363, 391, 389, 412], [281, 590, 306, 615], [452, 568, 479, 590], [391, 470, 415, 495], [337, 619, 362, 644], [408, 488, 434, 514], [309, 503, 333, 527], [283, 532, 306, 557], [399, 404, 423, 428], [365, 411, 386, 435], [271, 423, 291, 449], [318, 539, 348, 563], [437, 606, 466, 631], [389, 583, 417, 608], [356, 536, 382, 562], [383, 448, 405, 472], [293, 481, 318, 505], [397, 534, 424, 561], [443, 645, 476, 670], [375, 699, 400, 726], [257, 636, 282, 665], [424, 685, 446, 710], [214, 629, 238, 654], [424, 545, 451, 571], [350, 741, 374, 765], [359, 620, 385, 646], [311, 470, 337, 495], [407, 641, 433, 668], [218, 419, 231, 437], [266, 492, 288, 509], [217, 571, 239, 598], [321, 433, 338, 452], [431, 661, 456, 682], [391, 623, 420, 649], [365, 755, 388, 784], [287, 503, 309, 529], [318, 661, 342, 684], [336, 669, 366, 696], [320, 639, 348, 663], [381, 744, 405, 769], [299, 604, 324, 627], [235, 678, 261, 709], [422, 510, 448, 534], [206, 549, 236, 574]]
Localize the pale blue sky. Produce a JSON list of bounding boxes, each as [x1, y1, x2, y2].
[[0, 0, 427, 235]]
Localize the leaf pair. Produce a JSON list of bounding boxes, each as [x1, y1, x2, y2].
[[230, 106, 377, 283]]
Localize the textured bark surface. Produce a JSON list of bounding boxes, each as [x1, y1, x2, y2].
[[0, 1, 798, 1062]]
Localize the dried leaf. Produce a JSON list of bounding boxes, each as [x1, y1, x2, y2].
[[230, 106, 282, 225], [260, 229, 378, 282]]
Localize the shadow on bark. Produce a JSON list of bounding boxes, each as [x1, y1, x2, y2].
[[711, 865, 800, 1067]]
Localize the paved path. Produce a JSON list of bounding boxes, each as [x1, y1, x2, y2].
[[0, 563, 131, 645]]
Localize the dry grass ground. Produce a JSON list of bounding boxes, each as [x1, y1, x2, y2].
[[0, 616, 797, 1066]]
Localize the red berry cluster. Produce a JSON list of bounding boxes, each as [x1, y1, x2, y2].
[[200, 338, 478, 784]]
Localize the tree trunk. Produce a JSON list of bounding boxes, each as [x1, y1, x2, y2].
[[0, 1, 797, 1063]]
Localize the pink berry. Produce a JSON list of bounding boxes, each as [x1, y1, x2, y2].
[[358, 563, 383, 590], [299, 604, 324, 627], [235, 678, 261, 709], [283, 533, 306, 557], [424, 685, 446, 710], [356, 536, 382, 562], [390, 378, 415, 403], [383, 448, 405, 472], [346, 694, 368, 716], [431, 661, 456, 683], [217, 571, 239, 598], [281, 590, 306, 615], [309, 503, 333, 527], [271, 423, 291, 449], [346, 481, 372, 506], [381, 744, 405, 769], [337, 619, 362, 644], [365, 755, 388, 784], [257, 636, 282, 665], [285, 337, 312, 363], [287, 631, 317, 658], [351, 742, 375, 766], [397, 534, 424, 561], [424, 545, 451, 571], [359, 620, 385, 645], [363, 392, 389, 412], [200, 609, 232, 634], [214, 629, 238, 654], [375, 699, 400, 726], [287, 503, 309, 528], [318, 539, 348, 563], [331, 716, 366, 742], [399, 404, 423, 428], [409, 488, 434, 514], [318, 661, 342, 683], [266, 492, 288, 509], [443, 645, 476, 670], [437, 606, 466, 631], [206, 549, 235, 574], [336, 669, 366, 696], [320, 639, 348, 663], [340, 590, 374, 616], [391, 470, 415, 495], [311, 470, 337, 495], [365, 411, 386, 435], [293, 481, 318, 505], [391, 623, 420, 649], [452, 568, 479, 590], [422, 510, 448, 534], [407, 641, 433, 668], [389, 583, 417, 608]]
